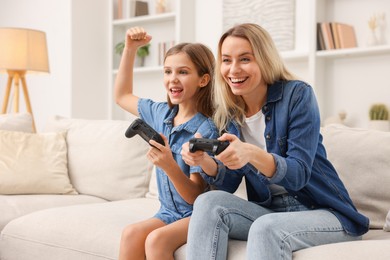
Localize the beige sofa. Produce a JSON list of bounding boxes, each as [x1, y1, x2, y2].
[[0, 113, 390, 260]]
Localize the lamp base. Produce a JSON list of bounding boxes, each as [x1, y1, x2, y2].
[[1, 70, 36, 132]]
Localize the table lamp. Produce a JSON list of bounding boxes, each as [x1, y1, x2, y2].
[[0, 28, 50, 132]]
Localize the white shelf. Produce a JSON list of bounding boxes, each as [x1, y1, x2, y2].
[[112, 12, 175, 26], [316, 45, 390, 59], [113, 66, 163, 75]]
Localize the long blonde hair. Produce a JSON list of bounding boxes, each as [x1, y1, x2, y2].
[[213, 23, 296, 132]]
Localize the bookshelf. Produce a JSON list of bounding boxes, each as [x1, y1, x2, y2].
[[108, 0, 390, 128], [108, 0, 195, 120], [312, 0, 390, 128]]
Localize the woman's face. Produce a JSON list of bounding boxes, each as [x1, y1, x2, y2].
[[163, 52, 203, 106], [220, 36, 266, 98]]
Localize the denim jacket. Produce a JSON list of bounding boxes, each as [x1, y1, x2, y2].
[[138, 98, 219, 218], [205, 80, 369, 236]]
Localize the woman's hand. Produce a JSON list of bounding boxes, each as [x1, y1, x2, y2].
[[148, 134, 175, 171], [125, 26, 152, 50], [216, 133, 250, 169], [181, 133, 208, 167]]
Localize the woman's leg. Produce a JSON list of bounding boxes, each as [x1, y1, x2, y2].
[[118, 218, 165, 260], [186, 191, 273, 260], [247, 209, 361, 260], [145, 217, 191, 260]]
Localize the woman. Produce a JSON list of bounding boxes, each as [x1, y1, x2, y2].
[[183, 23, 369, 259]]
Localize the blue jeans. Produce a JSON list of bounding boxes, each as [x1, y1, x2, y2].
[[186, 191, 361, 260]]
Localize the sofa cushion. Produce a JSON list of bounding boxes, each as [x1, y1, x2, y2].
[[0, 130, 77, 195], [321, 124, 390, 229], [0, 113, 33, 132], [0, 199, 160, 260], [0, 194, 106, 231], [44, 115, 153, 201]]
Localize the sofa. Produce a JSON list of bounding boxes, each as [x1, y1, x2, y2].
[[0, 113, 390, 260]]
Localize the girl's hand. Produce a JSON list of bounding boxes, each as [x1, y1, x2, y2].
[[181, 133, 207, 166], [148, 134, 175, 171], [125, 27, 152, 49], [215, 133, 250, 169]]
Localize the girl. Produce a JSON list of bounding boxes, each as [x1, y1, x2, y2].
[[114, 27, 219, 260], [184, 23, 369, 260]]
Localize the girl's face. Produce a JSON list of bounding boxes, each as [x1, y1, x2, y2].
[[220, 36, 266, 98], [163, 52, 204, 106]]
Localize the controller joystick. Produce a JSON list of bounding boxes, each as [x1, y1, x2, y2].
[[125, 118, 165, 147], [189, 138, 229, 155]]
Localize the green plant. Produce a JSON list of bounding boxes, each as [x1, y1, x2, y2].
[[369, 103, 389, 120], [114, 41, 150, 58]]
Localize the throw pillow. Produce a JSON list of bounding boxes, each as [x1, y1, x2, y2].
[[384, 210, 390, 231], [321, 124, 390, 229], [0, 130, 77, 194], [44, 115, 153, 201], [0, 113, 33, 132]]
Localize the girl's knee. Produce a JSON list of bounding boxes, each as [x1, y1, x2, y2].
[[121, 224, 141, 243], [145, 229, 171, 258]]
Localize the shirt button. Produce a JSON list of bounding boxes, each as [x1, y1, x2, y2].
[[266, 134, 271, 139], [266, 116, 271, 121], [263, 106, 268, 112]]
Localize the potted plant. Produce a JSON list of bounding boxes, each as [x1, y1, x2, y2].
[[114, 41, 150, 67], [368, 103, 389, 131]]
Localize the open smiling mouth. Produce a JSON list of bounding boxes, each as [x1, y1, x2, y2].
[[230, 77, 247, 84], [170, 88, 183, 95]]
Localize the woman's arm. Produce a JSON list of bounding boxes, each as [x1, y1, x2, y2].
[[216, 133, 276, 177]]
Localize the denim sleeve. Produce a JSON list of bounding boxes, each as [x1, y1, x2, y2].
[[268, 84, 321, 191], [200, 159, 226, 186], [138, 98, 167, 128]]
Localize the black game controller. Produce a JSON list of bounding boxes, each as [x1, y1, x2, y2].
[[125, 118, 165, 147], [189, 138, 229, 155]]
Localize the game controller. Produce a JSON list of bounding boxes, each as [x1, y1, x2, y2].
[[125, 118, 165, 147], [189, 138, 229, 155]]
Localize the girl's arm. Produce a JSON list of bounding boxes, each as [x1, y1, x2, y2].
[[149, 136, 207, 205], [114, 27, 152, 116]]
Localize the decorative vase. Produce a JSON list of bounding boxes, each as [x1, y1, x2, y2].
[[367, 29, 378, 46], [368, 120, 390, 131]]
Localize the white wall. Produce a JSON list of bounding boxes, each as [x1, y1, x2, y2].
[[0, 0, 72, 131], [1, 0, 389, 130], [0, 0, 108, 131]]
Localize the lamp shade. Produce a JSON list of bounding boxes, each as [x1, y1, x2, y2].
[[0, 28, 50, 73]]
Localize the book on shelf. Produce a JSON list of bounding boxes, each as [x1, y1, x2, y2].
[[135, 1, 149, 17], [317, 23, 325, 51], [321, 22, 335, 50], [317, 22, 357, 51], [336, 23, 357, 49], [158, 41, 175, 65], [114, 0, 123, 20]]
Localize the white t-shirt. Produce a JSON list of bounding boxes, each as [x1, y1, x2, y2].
[[242, 110, 287, 196]]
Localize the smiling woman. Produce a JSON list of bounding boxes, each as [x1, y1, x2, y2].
[[185, 23, 369, 260]]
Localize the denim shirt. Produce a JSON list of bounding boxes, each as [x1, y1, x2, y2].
[[209, 80, 369, 236], [138, 98, 219, 217]]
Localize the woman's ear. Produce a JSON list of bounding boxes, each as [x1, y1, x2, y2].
[[200, 74, 210, 88]]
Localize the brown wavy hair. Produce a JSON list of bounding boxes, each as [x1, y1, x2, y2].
[[165, 43, 215, 117]]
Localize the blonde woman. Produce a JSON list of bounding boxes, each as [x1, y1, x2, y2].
[[184, 23, 369, 260]]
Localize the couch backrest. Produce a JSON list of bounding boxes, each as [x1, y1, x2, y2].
[[44, 115, 153, 201], [321, 124, 390, 229]]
